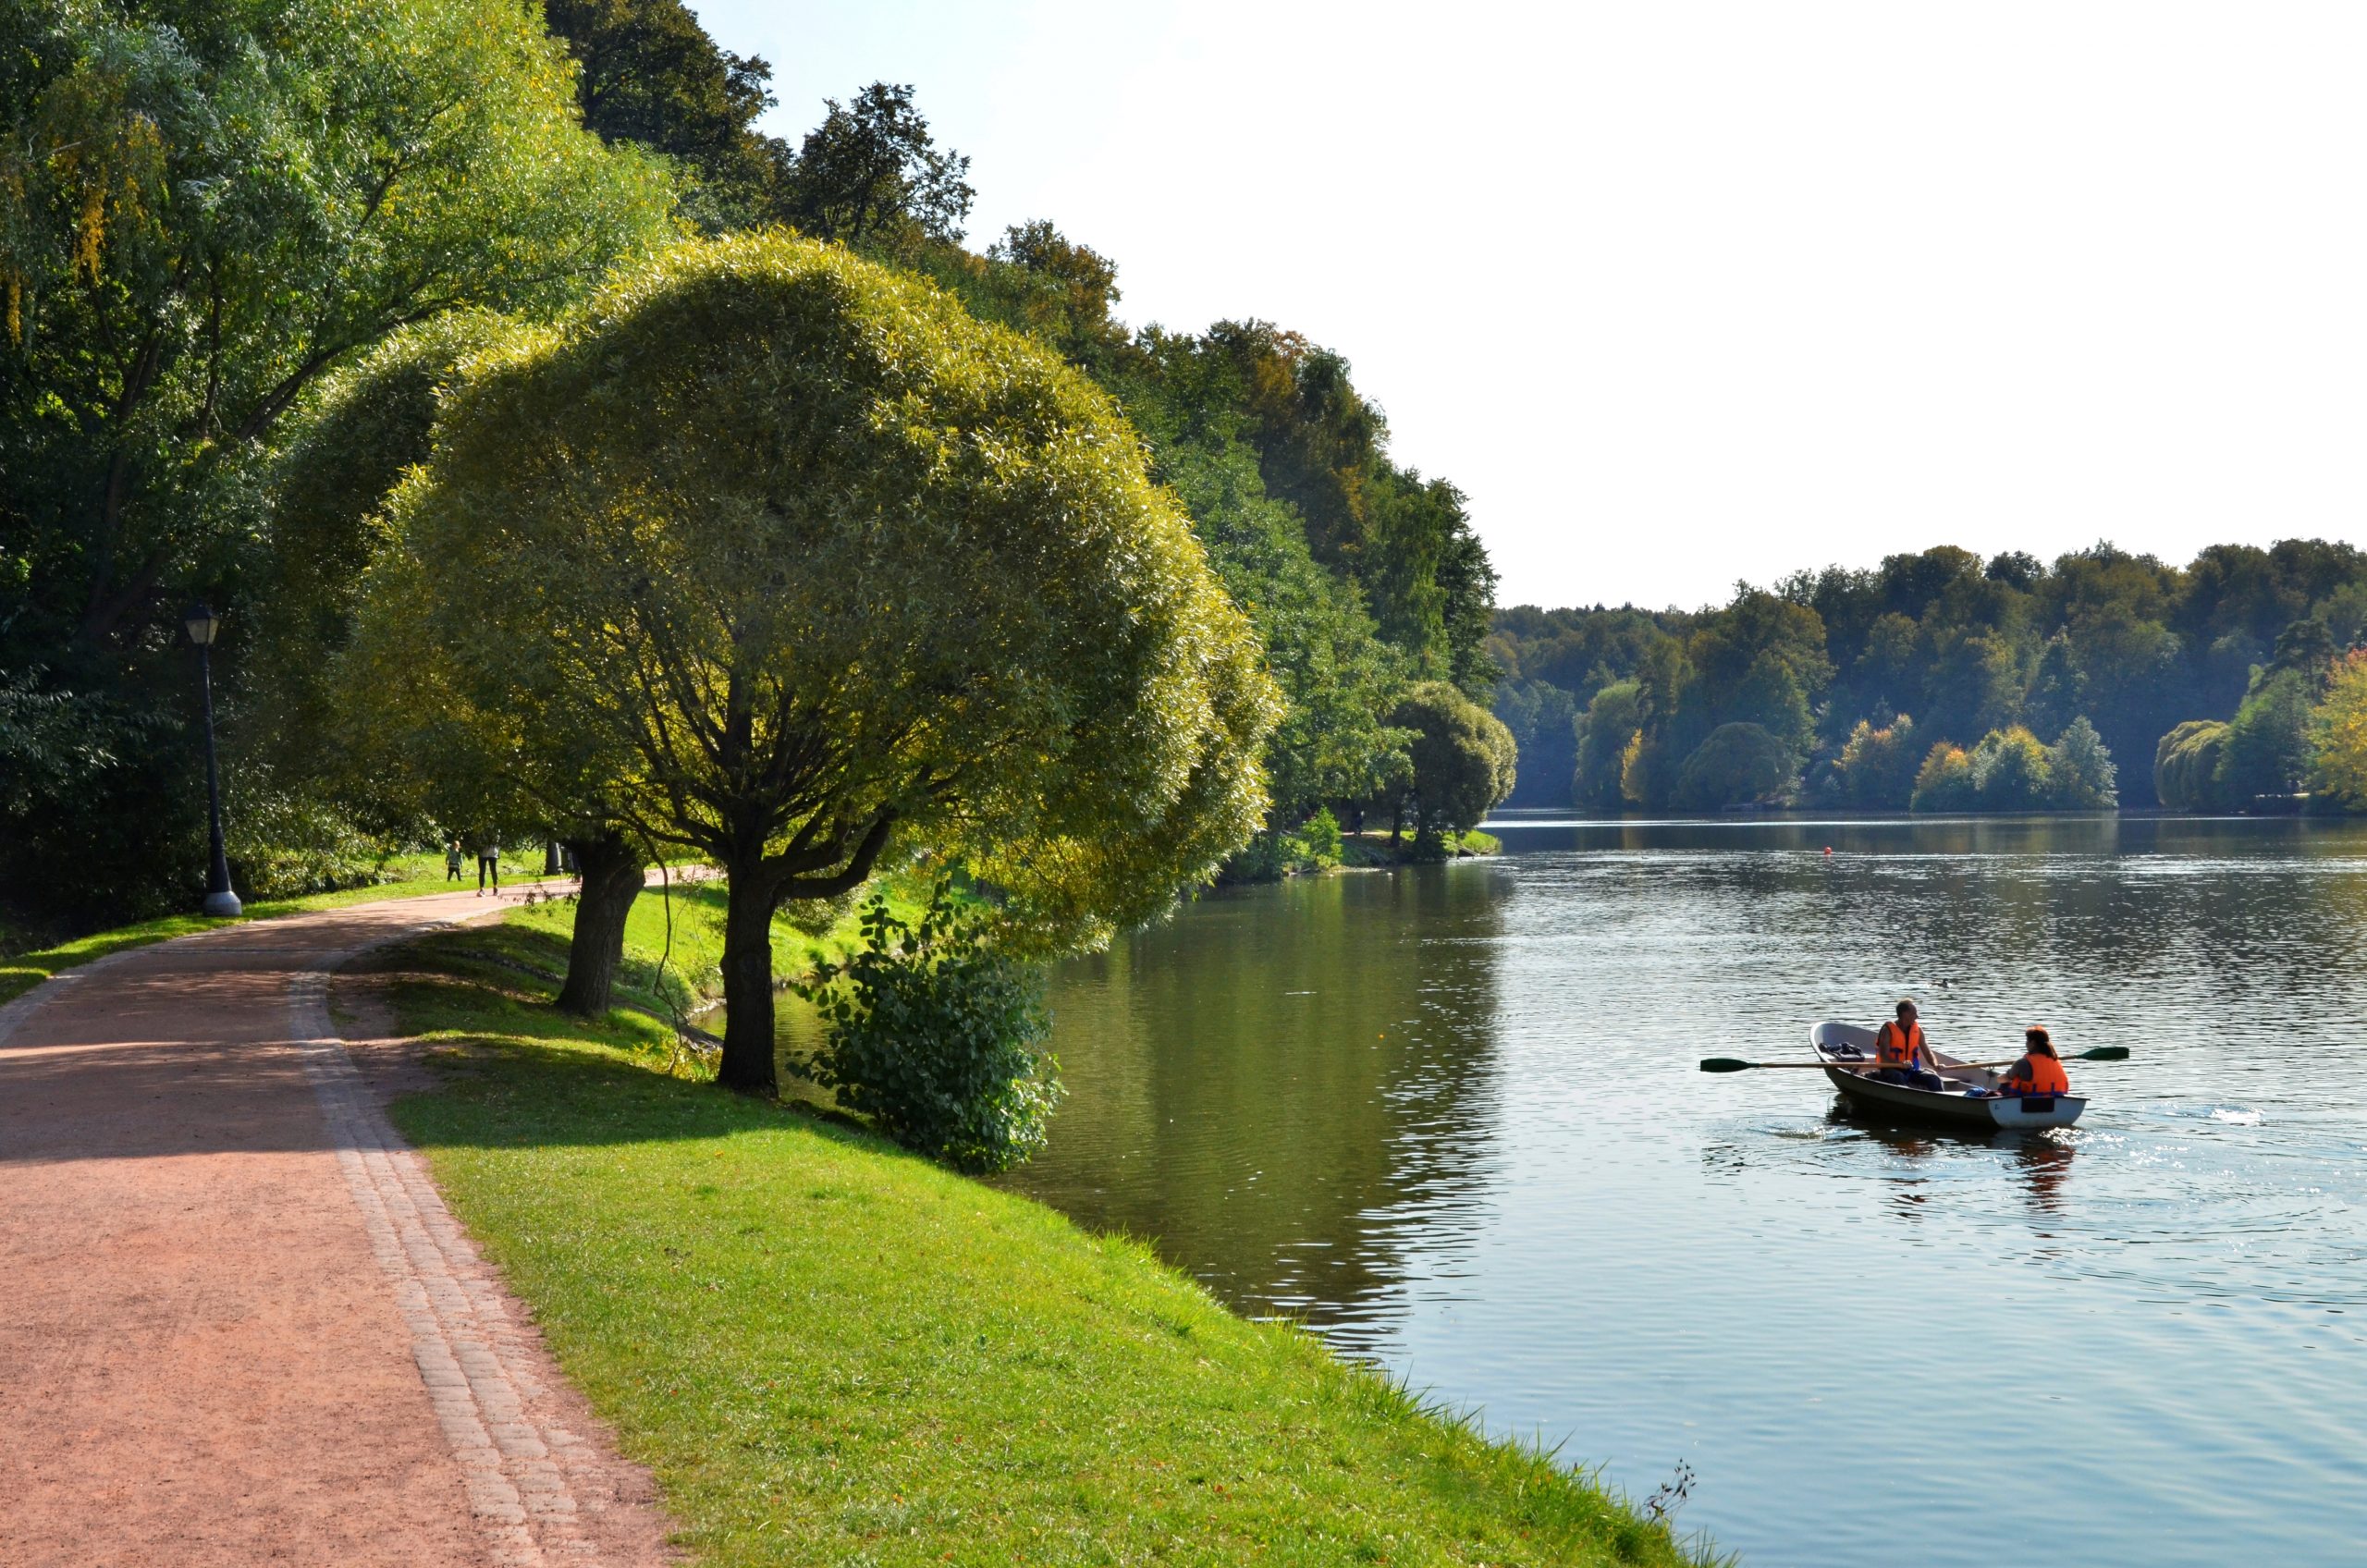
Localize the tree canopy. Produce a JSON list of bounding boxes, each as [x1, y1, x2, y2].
[[367, 233, 1279, 1091], [1492, 540, 2367, 813], [0, 0, 674, 919]]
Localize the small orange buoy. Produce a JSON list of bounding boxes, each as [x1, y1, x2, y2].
[[1823, 846, 1833, 855]]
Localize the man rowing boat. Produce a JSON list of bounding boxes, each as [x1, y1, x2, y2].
[[1873, 999, 1944, 1091]]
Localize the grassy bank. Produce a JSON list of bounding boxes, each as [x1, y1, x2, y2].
[[369, 917, 1715, 1567], [0, 852, 572, 1007]]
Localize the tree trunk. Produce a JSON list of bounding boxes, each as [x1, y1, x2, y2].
[[717, 871, 779, 1096], [555, 831, 643, 1017]]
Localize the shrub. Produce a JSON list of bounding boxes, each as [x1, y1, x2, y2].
[[2044, 717, 2119, 809], [2220, 668, 2314, 803], [1909, 741, 1977, 813], [1298, 806, 1344, 865], [1674, 721, 1796, 809], [2155, 719, 2234, 812], [1571, 680, 1644, 812], [1832, 715, 1920, 809], [1968, 726, 2053, 810], [797, 881, 1061, 1174]]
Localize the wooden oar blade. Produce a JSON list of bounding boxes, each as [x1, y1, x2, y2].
[[1699, 1058, 1756, 1073], [2075, 1046, 2130, 1061]]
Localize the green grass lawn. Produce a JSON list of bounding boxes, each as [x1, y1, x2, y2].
[[0, 851, 570, 1007], [376, 925, 1719, 1568]]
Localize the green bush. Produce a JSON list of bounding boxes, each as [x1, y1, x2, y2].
[[2220, 668, 2314, 802], [1829, 714, 1920, 808], [1909, 741, 1978, 812], [1968, 725, 2053, 809], [2045, 717, 2119, 809], [2155, 719, 2234, 811], [797, 881, 1061, 1174], [1674, 721, 1795, 809]]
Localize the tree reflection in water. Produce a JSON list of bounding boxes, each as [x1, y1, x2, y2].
[[998, 864, 1510, 1345]]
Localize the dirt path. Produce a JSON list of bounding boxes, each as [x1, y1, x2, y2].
[[0, 890, 679, 1567]]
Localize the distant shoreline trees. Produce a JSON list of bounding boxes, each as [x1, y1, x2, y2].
[[1491, 541, 2367, 815]]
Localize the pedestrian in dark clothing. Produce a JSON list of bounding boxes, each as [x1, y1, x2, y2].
[[477, 839, 500, 896], [445, 838, 464, 882]]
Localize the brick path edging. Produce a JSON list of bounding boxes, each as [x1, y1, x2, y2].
[[290, 966, 616, 1565]]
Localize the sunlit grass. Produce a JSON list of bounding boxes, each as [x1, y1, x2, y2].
[[379, 925, 1721, 1568]]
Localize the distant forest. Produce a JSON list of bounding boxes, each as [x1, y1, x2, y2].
[[1490, 541, 2367, 812]]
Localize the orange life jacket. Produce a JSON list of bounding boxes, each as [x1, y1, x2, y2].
[[1876, 1020, 1925, 1067], [2003, 1053, 2070, 1096]]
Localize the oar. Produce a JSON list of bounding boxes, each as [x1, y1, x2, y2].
[[1943, 1047, 2131, 1069], [1699, 1047, 2129, 1073]]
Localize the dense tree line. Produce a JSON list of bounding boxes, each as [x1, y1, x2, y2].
[[1490, 541, 2367, 812], [1, 0, 1507, 947]]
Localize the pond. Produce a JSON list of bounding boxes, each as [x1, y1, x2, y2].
[[997, 815, 2367, 1567]]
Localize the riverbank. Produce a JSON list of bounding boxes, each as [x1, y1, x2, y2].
[[360, 911, 1716, 1566]]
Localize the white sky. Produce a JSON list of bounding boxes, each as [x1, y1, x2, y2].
[[690, 1, 2367, 611]]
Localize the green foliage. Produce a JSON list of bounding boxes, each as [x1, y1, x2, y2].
[[1902, 721, 2114, 812], [1223, 807, 1346, 883], [1671, 589, 1831, 758], [372, 232, 1279, 1090], [1500, 537, 2367, 811], [1389, 681, 1517, 838], [1824, 715, 1921, 809], [1491, 680, 1579, 808], [1151, 438, 1409, 825], [779, 81, 974, 250], [2219, 668, 2315, 802], [1674, 722, 1796, 810], [543, 0, 788, 230], [1572, 680, 1645, 813], [0, 0, 674, 927], [2312, 650, 2367, 810], [0, 0, 675, 653], [253, 312, 523, 798], [1299, 804, 1346, 864], [2155, 719, 2235, 813], [1909, 742, 1978, 813], [794, 883, 1059, 1174], [2022, 632, 2086, 742], [1966, 726, 2054, 810], [2044, 717, 2119, 809]]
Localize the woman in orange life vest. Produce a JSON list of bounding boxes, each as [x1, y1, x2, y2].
[[1999, 1026, 2071, 1097], [1874, 999, 1944, 1091]]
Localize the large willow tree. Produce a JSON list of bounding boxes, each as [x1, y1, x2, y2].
[[375, 235, 1280, 1092]]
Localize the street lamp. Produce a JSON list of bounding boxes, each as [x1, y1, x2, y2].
[[183, 603, 242, 917]]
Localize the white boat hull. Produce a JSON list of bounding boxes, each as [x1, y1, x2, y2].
[[1810, 1022, 2086, 1131]]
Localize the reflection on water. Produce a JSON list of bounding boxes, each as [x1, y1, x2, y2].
[[1001, 815, 2367, 1568], [1001, 868, 1508, 1331]]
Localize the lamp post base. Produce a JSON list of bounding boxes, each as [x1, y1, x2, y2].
[[202, 889, 245, 918]]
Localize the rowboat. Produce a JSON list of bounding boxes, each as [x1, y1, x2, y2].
[[1811, 1022, 2086, 1130]]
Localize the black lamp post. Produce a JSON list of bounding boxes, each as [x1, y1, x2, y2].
[[183, 604, 242, 917]]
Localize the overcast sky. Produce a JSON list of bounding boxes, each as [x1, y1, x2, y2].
[[691, 1, 2367, 611]]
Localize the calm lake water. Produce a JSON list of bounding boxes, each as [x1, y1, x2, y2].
[[997, 815, 2367, 1567]]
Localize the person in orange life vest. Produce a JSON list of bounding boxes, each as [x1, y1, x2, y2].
[[1999, 1025, 2071, 1097], [1874, 999, 1944, 1090]]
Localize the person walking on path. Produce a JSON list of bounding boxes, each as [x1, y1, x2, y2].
[[444, 837, 464, 882], [475, 838, 500, 897]]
